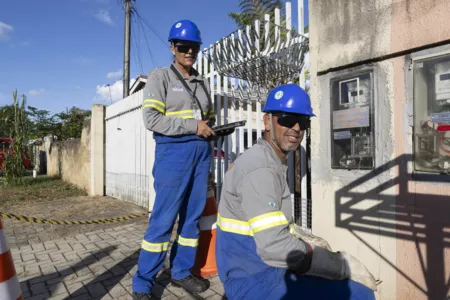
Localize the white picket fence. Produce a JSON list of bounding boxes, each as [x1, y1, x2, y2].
[[103, 0, 311, 230]]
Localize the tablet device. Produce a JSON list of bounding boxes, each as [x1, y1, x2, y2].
[[212, 120, 247, 135], [211, 120, 247, 134]]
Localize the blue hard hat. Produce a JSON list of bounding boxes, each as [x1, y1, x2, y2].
[[262, 83, 315, 116], [168, 20, 202, 44]]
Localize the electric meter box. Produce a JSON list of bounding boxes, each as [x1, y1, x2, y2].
[[330, 71, 375, 170], [413, 54, 450, 174]]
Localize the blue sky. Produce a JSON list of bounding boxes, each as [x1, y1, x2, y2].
[[0, 0, 308, 113]]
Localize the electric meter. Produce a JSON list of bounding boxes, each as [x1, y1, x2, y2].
[[435, 61, 450, 104], [413, 55, 450, 174], [339, 77, 370, 106], [331, 71, 375, 170]]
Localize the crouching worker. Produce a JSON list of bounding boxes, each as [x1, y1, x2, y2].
[[216, 83, 378, 300]]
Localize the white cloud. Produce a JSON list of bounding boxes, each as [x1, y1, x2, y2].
[[27, 88, 45, 97], [0, 22, 13, 41], [95, 78, 136, 103], [106, 69, 122, 79], [94, 10, 114, 25]]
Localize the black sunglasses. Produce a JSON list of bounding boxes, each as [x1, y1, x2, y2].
[[175, 43, 200, 54], [273, 113, 310, 130]]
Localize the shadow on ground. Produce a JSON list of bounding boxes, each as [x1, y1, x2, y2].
[[21, 245, 223, 299]]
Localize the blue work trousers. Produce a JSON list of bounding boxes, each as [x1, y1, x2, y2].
[[224, 267, 375, 300], [132, 140, 212, 293]]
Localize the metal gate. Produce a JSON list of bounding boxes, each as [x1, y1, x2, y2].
[[104, 89, 155, 209]]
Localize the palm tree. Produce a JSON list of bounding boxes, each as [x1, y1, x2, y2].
[[226, 1, 308, 87], [228, 0, 285, 28], [228, 0, 287, 52]]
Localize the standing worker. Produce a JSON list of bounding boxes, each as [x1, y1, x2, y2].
[[132, 20, 216, 300], [216, 83, 378, 299]]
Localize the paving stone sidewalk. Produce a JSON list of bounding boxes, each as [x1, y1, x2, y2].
[[2, 196, 149, 249], [7, 221, 226, 300]]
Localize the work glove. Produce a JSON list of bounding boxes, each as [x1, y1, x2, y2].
[[340, 251, 379, 292], [305, 245, 378, 291], [292, 224, 332, 251]]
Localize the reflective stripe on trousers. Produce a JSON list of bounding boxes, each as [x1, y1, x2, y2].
[[132, 140, 212, 294]]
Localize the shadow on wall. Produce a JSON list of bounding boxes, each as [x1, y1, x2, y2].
[[335, 154, 450, 300]]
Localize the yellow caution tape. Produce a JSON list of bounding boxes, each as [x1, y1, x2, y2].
[[0, 211, 151, 225]]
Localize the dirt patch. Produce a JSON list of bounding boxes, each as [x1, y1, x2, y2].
[[0, 176, 86, 206], [1, 177, 149, 248]]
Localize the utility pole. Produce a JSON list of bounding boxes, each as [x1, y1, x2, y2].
[[123, 0, 132, 99]]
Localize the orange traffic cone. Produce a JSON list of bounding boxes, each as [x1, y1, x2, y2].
[[0, 219, 23, 300], [192, 185, 218, 277]]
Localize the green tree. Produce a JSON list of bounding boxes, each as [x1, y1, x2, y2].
[[228, 0, 293, 51], [227, 0, 310, 88], [229, 0, 308, 33], [54, 107, 91, 140], [27, 106, 57, 140], [229, 0, 285, 28], [1, 103, 91, 142]]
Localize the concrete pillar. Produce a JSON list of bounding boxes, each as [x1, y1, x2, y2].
[[90, 104, 105, 196]]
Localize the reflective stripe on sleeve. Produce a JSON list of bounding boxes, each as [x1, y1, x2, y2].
[[248, 211, 289, 233], [217, 213, 253, 236], [143, 99, 165, 114], [165, 110, 194, 119]]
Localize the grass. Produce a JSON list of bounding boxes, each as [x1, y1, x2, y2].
[[0, 175, 87, 206]]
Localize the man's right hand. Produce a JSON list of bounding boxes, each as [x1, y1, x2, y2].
[[305, 246, 378, 291], [196, 120, 216, 138], [341, 251, 378, 291]]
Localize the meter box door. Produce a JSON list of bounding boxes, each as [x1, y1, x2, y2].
[[330, 71, 375, 170], [413, 54, 450, 174]]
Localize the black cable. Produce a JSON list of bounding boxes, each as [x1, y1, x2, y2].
[[131, 16, 144, 75], [134, 11, 170, 49], [136, 16, 158, 68]]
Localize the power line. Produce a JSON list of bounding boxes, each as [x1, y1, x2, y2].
[[131, 17, 144, 74], [134, 11, 170, 49], [136, 16, 158, 69]]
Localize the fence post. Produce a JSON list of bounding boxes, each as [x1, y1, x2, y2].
[[90, 104, 106, 196]]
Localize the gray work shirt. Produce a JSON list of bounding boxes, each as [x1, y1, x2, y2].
[[142, 63, 215, 136], [218, 138, 310, 270]]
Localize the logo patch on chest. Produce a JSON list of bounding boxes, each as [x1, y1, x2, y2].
[[268, 201, 276, 208], [172, 86, 184, 92]]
